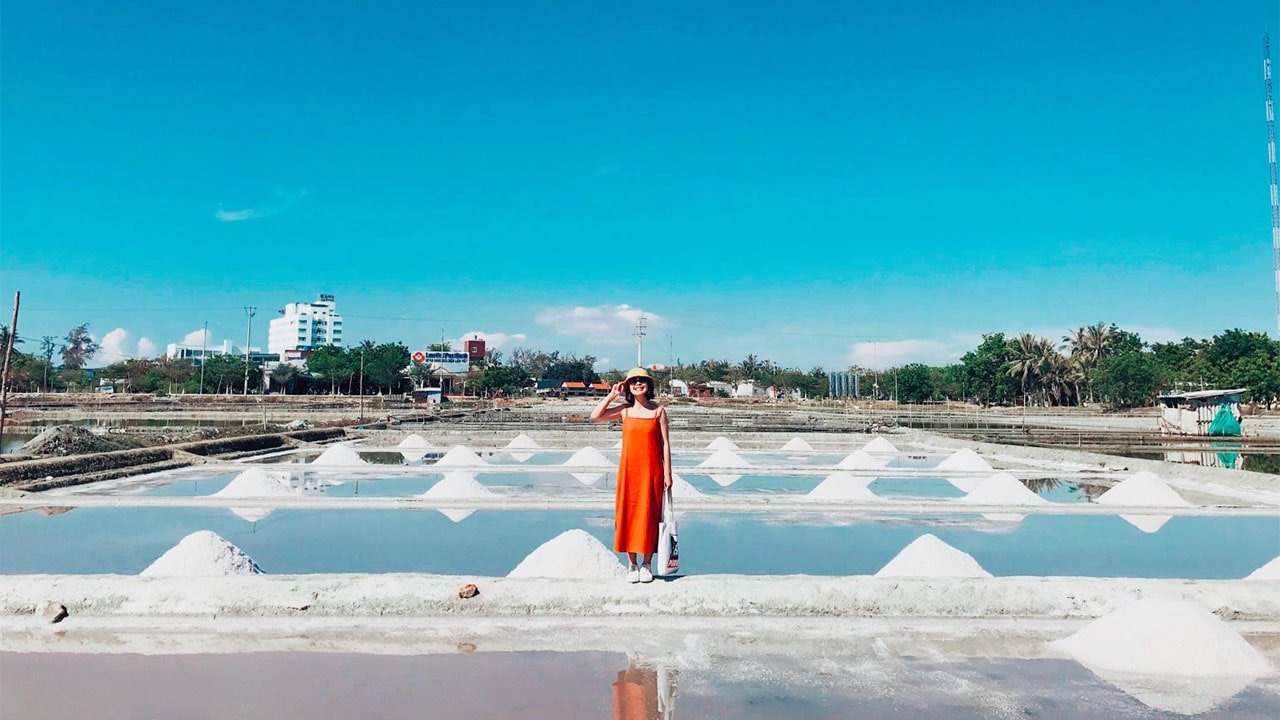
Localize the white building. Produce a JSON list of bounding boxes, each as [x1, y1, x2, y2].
[[268, 294, 344, 355], [166, 339, 236, 361]]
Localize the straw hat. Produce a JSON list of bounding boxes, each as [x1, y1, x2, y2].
[[624, 367, 653, 382]]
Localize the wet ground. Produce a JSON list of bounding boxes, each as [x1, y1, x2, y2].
[[2, 649, 1277, 719]]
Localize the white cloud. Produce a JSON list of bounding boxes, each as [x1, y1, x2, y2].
[[536, 304, 665, 345], [137, 337, 158, 358], [453, 330, 528, 351], [594, 357, 612, 372], [181, 328, 212, 346], [848, 339, 963, 370], [98, 328, 132, 362], [215, 188, 309, 222]]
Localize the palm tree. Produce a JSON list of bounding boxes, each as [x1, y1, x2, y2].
[[1005, 333, 1042, 403], [1064, 322, 1114, 403]]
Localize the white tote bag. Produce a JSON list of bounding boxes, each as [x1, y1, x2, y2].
[[656, 487, 679, 576]]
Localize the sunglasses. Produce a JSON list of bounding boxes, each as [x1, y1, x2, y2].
[[628, 378, 651, 385]]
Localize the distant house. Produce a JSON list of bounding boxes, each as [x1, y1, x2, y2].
[[1157, 388, 1245, 436], [588, 382, 611, 396], [561, 381, 588, 397]]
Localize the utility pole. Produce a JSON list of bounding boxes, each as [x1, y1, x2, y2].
[[198, 320, 207, 395], [0, 291, 21, 453], [634, 315, 647, 367], [1265, 33, 1280, 336], [243, 307, 256, 395], [358, 348, 366, 422]]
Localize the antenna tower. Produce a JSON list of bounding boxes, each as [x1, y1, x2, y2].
[[1267, 33, 1280, 336]]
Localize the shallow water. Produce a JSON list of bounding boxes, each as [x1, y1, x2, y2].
[[1, 506, 1275, 578], [1, 650, 1276, 719]]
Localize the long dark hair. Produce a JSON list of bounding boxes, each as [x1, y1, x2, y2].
[[624, 377, 654, 407]]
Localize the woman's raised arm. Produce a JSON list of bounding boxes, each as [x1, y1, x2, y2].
[[590, 381, 627, 422]]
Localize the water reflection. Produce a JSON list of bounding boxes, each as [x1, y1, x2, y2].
[[612, 661, 676, 720]]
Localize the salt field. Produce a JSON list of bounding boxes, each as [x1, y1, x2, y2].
[[3, 431, 1278, 718]]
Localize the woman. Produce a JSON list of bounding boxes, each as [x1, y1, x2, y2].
[[590, 367, 672, 583]]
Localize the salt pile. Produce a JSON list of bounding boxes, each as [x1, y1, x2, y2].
[[420, 471, 493, 523], [698, 449, 753, 469], [1246, 556, 1280, 580], [836, 450, 886, 470], [1095, 471, 1192, 508], [504, 433, 540, 462], [420, 471, 493, 500], [140, 531, 263, 577], [563, 446, 611, 467], [779, 437, 813, 452], [1119, 514, 1172, 534], [1053, 600, 1270, 713], [806, 472, 880, 501], [874, 534, 992, 578], [861, 436, 898, 454], [434, 445, 488, 467], [708, 474, 742, 487], [397, 434, 436, 450], [935, 449, 993, 472], [670, 473, 704, 498], [213, 469, 295, 498], [312, 444, 368, 467], [706, 436, 740, 451], [507, 529, 626, 579], [397, 433, 436, 461], [958, 472, 1047, 506]]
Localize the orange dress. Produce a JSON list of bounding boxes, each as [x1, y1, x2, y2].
[[614, 408, 665, 554]]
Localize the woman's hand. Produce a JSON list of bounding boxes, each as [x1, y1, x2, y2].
[[664, 475, 672, 489], [610, 381, 626, 397]]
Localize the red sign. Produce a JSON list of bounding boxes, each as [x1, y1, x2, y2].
[[411, 351, 426, 363]]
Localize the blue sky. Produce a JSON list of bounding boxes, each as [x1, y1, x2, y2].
[[2, 1, 1277, 370]]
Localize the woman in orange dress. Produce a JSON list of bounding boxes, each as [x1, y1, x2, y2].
[[590, 367, 672, 583]]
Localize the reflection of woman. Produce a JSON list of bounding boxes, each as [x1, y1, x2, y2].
[[611, 663, 659, 720], [590, 367, 672, 583]]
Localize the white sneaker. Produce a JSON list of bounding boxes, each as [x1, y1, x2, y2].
[[638, 566, 654, 583], [626, 565, 640, 583]]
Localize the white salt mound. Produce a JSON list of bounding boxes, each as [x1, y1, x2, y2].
[[1053, 600, 1270, 678], [1246, 556, 1280, 580], [836, 450, 886, 470], [959, 472, 1047, 506], [708, 474, 742, 487], [936, 449, 993, 472], [507, 529, 626, 579], [312, 444, 367, 467], [698, 448, 753, 469], [435, 445, 488, 467], [563, 446, 611, 467], [396, 434, 436, 449], [505, 433, 541, 449], [670, 473, 704, 498], [779, 437, 813, 452], [1096, 471, 1192, 508], [141, 531, 262, 577], [214, 469, 294, 498], [861, 436, 899, 454], [706, 436, 740, 451], [420, 471, 493, 499], [806, 472, 881, 501], [874, 534, 992, 578]]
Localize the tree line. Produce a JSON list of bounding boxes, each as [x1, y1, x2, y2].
[[2, 323, 1275, 408]]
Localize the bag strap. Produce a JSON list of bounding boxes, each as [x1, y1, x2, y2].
[[663, 486, 675, 523]]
